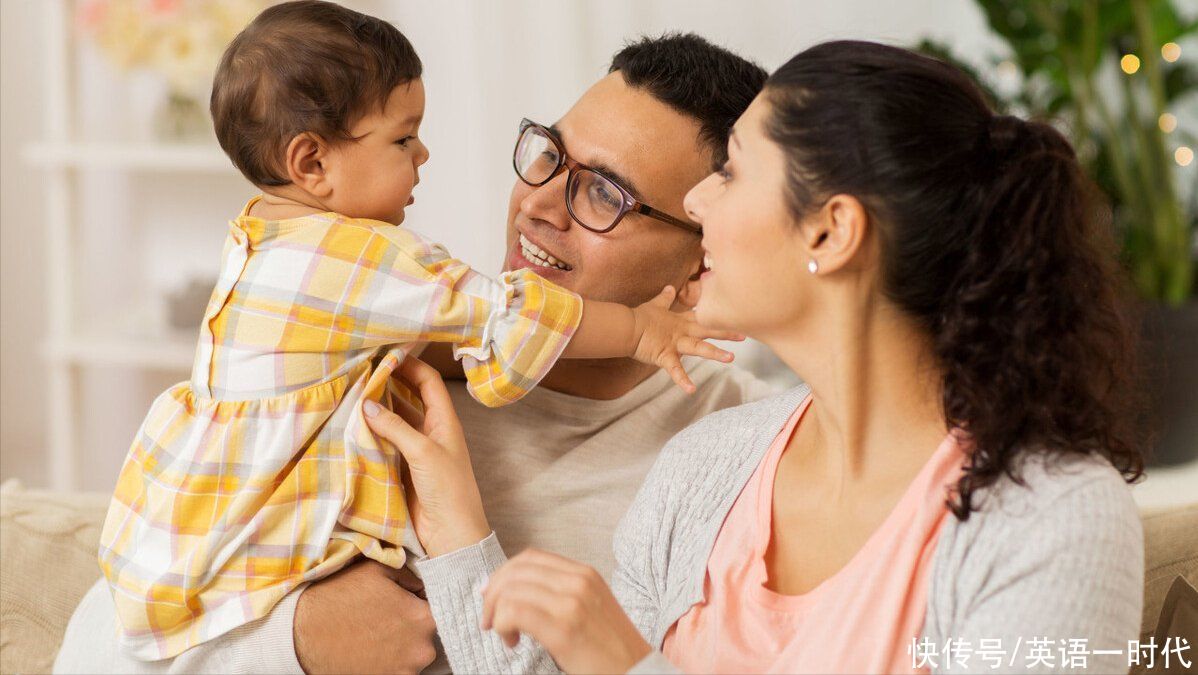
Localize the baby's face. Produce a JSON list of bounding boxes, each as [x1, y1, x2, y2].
[[324, 79, 428, 225]]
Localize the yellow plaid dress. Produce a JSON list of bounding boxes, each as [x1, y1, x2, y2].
[[98, 198, 582, 659]]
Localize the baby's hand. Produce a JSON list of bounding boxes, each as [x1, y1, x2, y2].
[[630, 286, 744, 393]]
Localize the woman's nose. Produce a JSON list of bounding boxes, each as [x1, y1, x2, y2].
[[683, 173, 716, 224]]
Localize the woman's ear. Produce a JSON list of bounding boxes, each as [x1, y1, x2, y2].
[[284, 132, 333, 198], [803, 194, 869, 274]]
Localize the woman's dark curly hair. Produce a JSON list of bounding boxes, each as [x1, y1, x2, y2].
[[764, 41, 1145, 519]]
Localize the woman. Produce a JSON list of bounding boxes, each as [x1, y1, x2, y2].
[[366, 40, 1145, 673]]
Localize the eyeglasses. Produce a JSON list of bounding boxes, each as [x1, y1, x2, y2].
[[512, 119, 701, 235]]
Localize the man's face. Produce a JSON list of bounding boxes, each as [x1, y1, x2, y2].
[[503, 72, 712, 306]]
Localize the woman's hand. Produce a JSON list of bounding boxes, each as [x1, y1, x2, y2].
[[363, 355, 491, 557], [481, 549, 652, 674]]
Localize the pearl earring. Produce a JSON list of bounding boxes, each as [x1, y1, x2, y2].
[[807, 259, 819, 274]]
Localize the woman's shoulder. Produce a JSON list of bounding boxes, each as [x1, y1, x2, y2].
[[932, 451, 1143, 596], [926, 453, 1145, 654], [960, 451, 1138, 525], [621, 384, 810, 534], [651, 384, 810, 484]]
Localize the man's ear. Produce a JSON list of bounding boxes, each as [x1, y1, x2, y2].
[[802, 194, 869, 274], [675, 254, 704, 310], [284, 132, 333, 198]]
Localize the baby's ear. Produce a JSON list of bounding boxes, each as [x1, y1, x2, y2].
[[284, 132, 332, 197]]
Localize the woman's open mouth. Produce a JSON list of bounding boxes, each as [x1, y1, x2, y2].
[[519, 234, 573, 271]]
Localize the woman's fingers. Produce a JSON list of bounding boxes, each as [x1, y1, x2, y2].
[[363, 399, 433, 463], [489, 586, 561, 649], [481, 550, 581, 627], [480, 550, 646, 673], [397, 355, 466, 444], [481, 551, 593, 647]]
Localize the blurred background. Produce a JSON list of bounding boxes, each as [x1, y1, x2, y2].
[[1, 0, 1195, 505]]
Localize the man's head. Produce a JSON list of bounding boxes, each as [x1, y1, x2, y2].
[[504, 33, 767, 307], [211, 0, 428, 224]]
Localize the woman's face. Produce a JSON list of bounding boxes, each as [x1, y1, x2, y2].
[[683, 94, 810, 337]]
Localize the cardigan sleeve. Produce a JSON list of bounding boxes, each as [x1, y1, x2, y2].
[[925, 457, 1143, 674]]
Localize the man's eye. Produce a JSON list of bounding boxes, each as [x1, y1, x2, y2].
[[717, 164, 732, 181], [395, 136, 415, 147], [589, 181, 621, 209]]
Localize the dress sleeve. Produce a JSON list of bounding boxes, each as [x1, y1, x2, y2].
[[289, 222, 582, 407]]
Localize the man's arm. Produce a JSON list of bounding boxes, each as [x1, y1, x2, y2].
[[422, 343, 465, 381], [292, 560, 439, 674]]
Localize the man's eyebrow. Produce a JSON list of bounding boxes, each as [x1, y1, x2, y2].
[[550, 123, 645, 202]]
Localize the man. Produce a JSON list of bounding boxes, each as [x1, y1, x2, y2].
[[55, 33, 769, 674]]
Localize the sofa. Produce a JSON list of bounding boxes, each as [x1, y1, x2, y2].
[[2, 478, 1195, 674]]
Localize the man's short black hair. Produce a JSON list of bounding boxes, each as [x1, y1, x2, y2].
[[609, 33, 767, 169]]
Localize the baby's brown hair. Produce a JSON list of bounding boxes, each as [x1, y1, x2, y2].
[[211, 0, 422, 187]]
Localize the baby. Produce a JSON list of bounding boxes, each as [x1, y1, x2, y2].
[[97, 0, 734, 660]]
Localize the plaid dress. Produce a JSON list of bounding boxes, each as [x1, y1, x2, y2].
[[98, 198, 582, 659]]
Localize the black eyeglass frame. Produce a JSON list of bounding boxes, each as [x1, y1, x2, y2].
[[513, 118, 702, 235]]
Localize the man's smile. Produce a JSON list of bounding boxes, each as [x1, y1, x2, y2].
[[514, 231, 573, 272]]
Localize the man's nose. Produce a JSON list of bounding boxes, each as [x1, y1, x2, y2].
[[519, 170, 572, 232]]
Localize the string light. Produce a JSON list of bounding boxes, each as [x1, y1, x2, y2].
[[1161, 42, 1181, 63], [1159, 113, 1177, 133], [1120, 54, 1141, 74], [1176, 146, 1194, 167]]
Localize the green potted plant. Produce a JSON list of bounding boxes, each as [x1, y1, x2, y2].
[[919, 0, 1197, 465]]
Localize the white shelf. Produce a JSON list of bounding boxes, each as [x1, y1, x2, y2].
[[24, 141, 233, 172], [43, 332, 196, 371]]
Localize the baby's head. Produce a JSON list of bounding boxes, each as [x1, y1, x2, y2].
[[212, 0, 427, 225]]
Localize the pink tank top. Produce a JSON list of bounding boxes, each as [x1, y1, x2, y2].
[[662, 396, 966, 673]]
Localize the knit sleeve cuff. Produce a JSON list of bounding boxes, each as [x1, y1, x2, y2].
[[415, 533, 559, 673]]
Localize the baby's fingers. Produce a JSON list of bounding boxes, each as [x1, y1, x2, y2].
[[690, 326, 746, 342], [678, 336, 735, 363], [647, 285, 678, 309], [662, 352, 697, 394]]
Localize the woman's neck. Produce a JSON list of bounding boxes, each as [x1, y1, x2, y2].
[[764, 297, 947, 490]]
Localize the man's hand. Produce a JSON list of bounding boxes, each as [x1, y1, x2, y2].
[[293, 559, 437, 674]]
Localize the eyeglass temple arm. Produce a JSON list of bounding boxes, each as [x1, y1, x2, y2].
[[632, 204, 702, 234]]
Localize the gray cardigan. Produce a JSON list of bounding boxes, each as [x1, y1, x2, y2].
[[417, 385, 1144, 673]]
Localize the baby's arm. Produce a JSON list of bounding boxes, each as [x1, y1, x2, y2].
[[564, 286, 743, 393]]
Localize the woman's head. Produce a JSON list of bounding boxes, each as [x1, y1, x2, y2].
[[686, 40, 1143, 517]]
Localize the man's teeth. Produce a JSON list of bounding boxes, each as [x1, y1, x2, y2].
[[519, 234, 572, 271], [704, 253, 713, 271]]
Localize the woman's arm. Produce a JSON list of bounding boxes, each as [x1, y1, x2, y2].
[[363, 356, 675, 673], [927, 459, 1143, 674]]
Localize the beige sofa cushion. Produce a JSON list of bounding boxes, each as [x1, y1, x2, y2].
[[1141, 503, 1198, 636], [0, 479, 1194, 674], [0, 480, 107, 674]]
